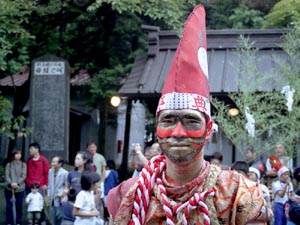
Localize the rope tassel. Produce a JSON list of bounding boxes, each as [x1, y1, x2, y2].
[[129, 156, 216, 225]]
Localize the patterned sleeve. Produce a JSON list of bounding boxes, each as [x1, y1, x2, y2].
[[232, 175, 266, 224], [107, 177, 138, 219]]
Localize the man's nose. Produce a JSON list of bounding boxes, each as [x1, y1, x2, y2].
[[171, 122, 188, 137]]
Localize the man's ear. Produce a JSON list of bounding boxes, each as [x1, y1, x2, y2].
[[205, 119, 213, 141]]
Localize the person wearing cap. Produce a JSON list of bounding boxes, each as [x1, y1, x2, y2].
[[106, 4, 270, 225], [272, 166, 295, 225], [248, 167, 273, 222]]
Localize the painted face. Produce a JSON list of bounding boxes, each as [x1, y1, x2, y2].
[[156, 109, 212, 163]]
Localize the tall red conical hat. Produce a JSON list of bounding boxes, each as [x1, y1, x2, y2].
[[156, 5, 210, 119]]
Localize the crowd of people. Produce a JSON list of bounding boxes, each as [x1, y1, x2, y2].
[[4, 140, 163, 225], [211, 145, 300, 225], [4, 141, 121, 225], [5, 138, 300, 225], [4, 3, 300, 225]]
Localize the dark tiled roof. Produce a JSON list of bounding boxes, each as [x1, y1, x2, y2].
[[0, 67, 90, 87], [0, 66, 29, 86], [70, 69, 90, 86], [119, 29, 288, 98]]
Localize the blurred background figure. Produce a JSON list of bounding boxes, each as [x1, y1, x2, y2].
[[25, 183, 44, 225], [86, 141, 106, 184], [248, 166, 273, 223], [129, 143, 146, 177], [210, 151, 230, 170], [130, 143, 162, 177], [266, 144, 293, 187], [25, 142, 50, 225], [104, 160, 119, 221], [245, 146, 266, 177], [147, 143, 162, 159], [72, 171, 101, 225], [61, 188, 77, 225], [86, 141, 106, 219], [231, 161, 249, 177], [64, 151, 92, 194], [272, 166, 295, 225], [47, 156, 68, 225], [5, 149, 27, 225]]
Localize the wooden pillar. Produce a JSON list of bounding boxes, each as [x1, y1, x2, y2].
[[119, 99, 132, 181]]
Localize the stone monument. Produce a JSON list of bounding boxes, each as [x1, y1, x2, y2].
[[28, 55, 70, 160]]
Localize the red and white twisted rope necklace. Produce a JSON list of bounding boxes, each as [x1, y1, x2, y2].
[[129, 155, 215, 225]]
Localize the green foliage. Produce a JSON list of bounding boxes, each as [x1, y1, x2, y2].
[[211, 28, 300, 157], [263, 0, 300, 28], [0, 96, 12, 132], [0, 0, 193, 142], [0, 95, 31, 139], [88, 64, 132, 105], [199, 0, 240, 29], [87, 0, 195, 31], [198, 0, 279, 29], [0, 0, 35, 73], [229, 5, 264, 29]]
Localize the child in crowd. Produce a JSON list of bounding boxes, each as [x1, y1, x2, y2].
[[231, 161, 249, 177], [61, 188, 78, 225], [248, 167, 273, 223], [272, 166, 294, 225], [104, 160, 119, 220], [25, 183, 44, 225], [73, 171, 103, 225]]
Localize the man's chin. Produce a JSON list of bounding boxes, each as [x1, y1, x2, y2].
[[164, 150, 200, 164]]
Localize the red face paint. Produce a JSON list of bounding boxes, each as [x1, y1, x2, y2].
[[156, 110, 207, 139], [156, 109, 212, 163], [157, 122, 206, 139]]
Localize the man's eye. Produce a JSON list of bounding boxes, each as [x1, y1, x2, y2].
[[161, 118, 175, 123], [182, 117, 201, 124]]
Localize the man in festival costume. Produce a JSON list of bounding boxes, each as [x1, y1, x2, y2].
[[107, 4, 271, 225]]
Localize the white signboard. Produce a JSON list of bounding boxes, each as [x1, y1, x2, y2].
[[34, 61, 65, 75]]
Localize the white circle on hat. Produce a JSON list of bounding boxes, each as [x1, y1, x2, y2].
[[197, 47, 208, 79]]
